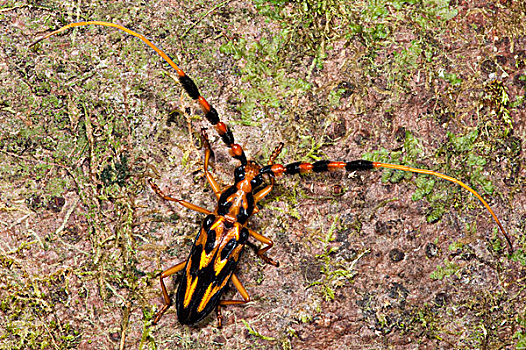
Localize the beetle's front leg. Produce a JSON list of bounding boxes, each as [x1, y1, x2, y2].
[[148, 179, 213, 215]]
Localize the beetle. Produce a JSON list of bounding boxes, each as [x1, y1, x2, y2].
[[31, 21, 513, 326], [146, 130, 283, 325]]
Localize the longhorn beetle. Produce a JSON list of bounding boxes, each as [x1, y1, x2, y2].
[[32, 21, 514, 327]]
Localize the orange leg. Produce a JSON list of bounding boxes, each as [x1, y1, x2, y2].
[[153, 261, 186, 324], [251, 177, 276, 217], [216, 273, 250, 328], [251, 142, 283, 210], [253, 182, 274, 203], [253, 142, 283, 203], [148, 179, 212, 215], [251, 182, 279, 266], [248, 228, 279, 267]]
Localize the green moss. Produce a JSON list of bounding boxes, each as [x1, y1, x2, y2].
[[514, 309, 526, 349], [242, 320, 276, 341], [249, 0, 459, 91], [220, 31, 312, 124], [308, 215, 369, 301], [429, 259, 460, 280]]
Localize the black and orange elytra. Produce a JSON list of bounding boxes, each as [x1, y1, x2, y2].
[[32, 21, 514, 327]]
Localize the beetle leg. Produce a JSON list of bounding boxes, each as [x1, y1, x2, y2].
[[153, 261, 186, 324], [148, 179, 212, 215], [216, 273, 250, 328], [251, 185, 279, 267], [251, 172, 276, 215], [201, 129, 222, 200], [253, 180, 274, 203], [248, 228, 279, 267], [251, 141, 282, 204]]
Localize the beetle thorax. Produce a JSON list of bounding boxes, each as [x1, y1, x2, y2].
[[238, 162, 260, 192]]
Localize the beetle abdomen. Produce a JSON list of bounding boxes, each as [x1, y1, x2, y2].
[[176, 216, 249, 324]]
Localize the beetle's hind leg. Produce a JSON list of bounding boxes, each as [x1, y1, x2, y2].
[[153, 261, 186, 324], [216, 273, 250, 328]]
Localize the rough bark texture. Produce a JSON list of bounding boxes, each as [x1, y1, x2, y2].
[[1, 1, 525, 349]]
